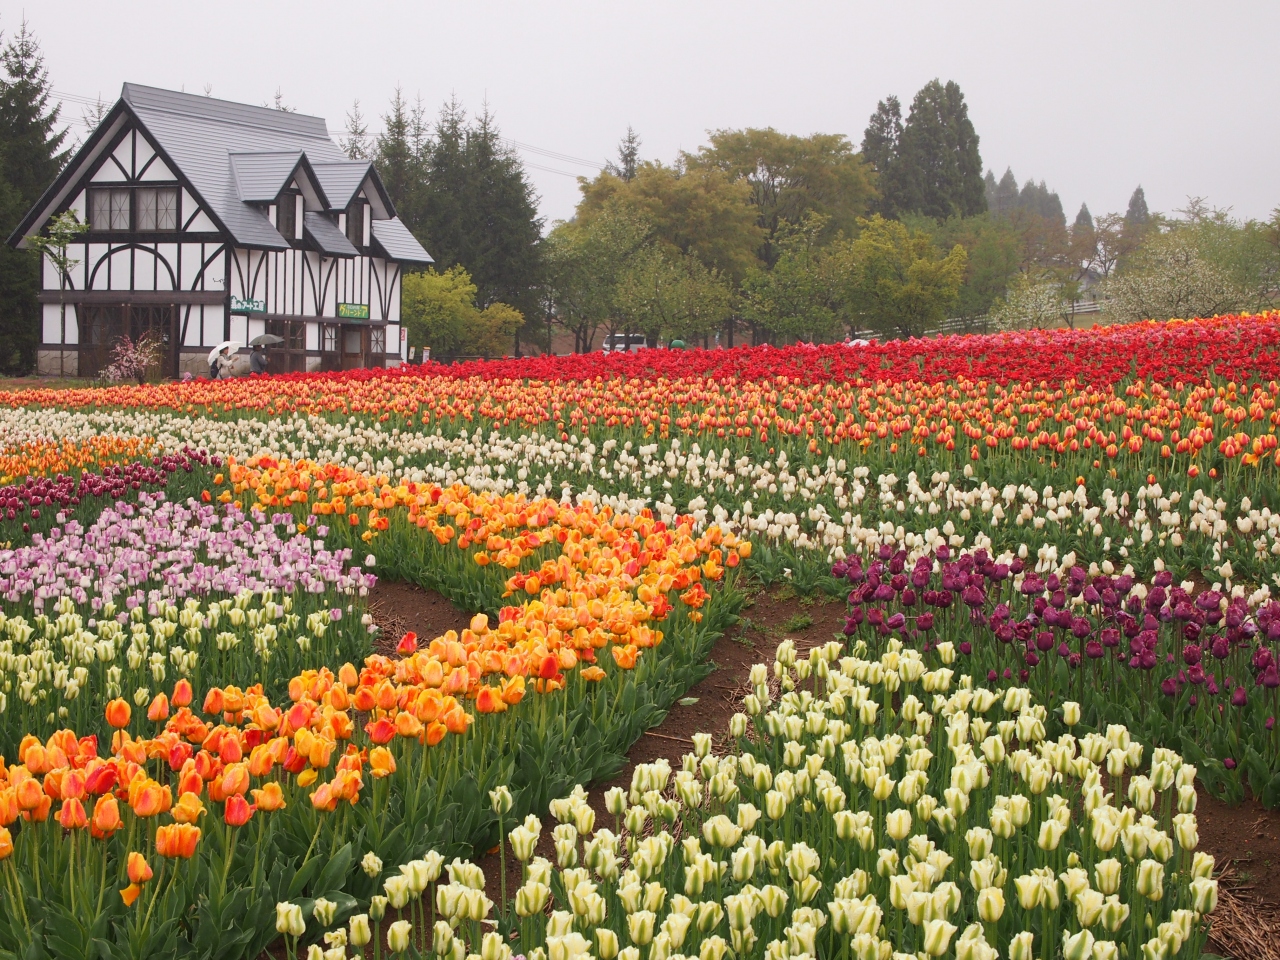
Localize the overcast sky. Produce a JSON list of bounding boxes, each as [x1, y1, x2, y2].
[[10, 1, 1278, 229]]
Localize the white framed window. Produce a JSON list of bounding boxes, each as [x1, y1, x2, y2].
[[370, 326, 386, 354]]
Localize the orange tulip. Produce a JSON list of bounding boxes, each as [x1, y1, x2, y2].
[[0, 827, 12, 860], [364, 717, 395, 745], [57, 797, 88, 830], [475, 687, 506, 714], [500, 676, 526, 706], [127, 851, 153, 884], [396, 632, 418, 655], [171, 792, 206, 825], [120, 883, 143, 907], [105, 698, 131, 729], [90, 795, 123, 838], [580, 666, 606, 682], [128, 778, 169, 818], [0, 789, 19, 827], [220, 762, 250, 797], [368, 747, 396, 779], [147, 693, 170, 722], [251, 782, 286, 812], [223, 794, 255, 827], [425, 721, 447, 747], [155, 823, 201, 859], [15, 778, 43, 812], [202, 688, 225, 716], [172, 679, 193, 708], [394, 712, 424, 738]]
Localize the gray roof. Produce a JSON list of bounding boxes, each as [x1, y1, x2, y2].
[[372, 218, 433, 265], [304, 211, 358, 257], [312, 161, 372, 211], [230, 151, 306, 203], [111, 83, 428, 260]]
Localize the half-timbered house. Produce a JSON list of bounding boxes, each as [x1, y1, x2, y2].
[[8, 83, 432, 377]]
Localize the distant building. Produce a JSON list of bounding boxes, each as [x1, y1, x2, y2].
[[8, 83, 432, 377]]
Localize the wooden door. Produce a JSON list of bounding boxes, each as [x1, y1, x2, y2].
[[340, 325, 367, 370]]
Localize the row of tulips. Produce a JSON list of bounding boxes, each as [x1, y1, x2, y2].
[[832, 544, 1280, 807], [0, 507, 743, 959], [271, 638, 1218, 960], [4, 376, 1279, 586]]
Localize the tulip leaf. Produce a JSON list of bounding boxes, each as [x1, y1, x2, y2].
[[680, 697, 700, 705]]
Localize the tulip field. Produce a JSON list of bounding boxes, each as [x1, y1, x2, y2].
[[1, 312, 1278, 958]]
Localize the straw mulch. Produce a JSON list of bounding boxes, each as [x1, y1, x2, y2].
[[1209, 867, 1280, 960]]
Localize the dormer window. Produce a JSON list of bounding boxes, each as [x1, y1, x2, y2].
[[346, 200, 365, 248], [277, 192, 298, 241]]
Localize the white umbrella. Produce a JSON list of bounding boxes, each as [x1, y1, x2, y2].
[[208, 340, 242, 364]]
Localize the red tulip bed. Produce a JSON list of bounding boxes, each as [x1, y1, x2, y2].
[[0, 312, 1276, 958]]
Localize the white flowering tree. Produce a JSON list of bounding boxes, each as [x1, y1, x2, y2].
[[988, 273, 1067, 330], [1102, 230, 1248, 323]]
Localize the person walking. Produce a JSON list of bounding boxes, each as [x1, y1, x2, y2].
[[249, 344, 267, 374], [215, 346, 235, 379]]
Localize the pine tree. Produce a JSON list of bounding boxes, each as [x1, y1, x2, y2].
[[415, 98, 544, 343], [605, 126, 641, 182], [1074, 203, 1094, 231], [0, 21, 68, 374], [1125, 186, 1151, 231], [340, 99, 371, 160]]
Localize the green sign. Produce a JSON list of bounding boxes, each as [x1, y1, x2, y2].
[[337, 302, 370, 320], [230, 296, 265, 314]]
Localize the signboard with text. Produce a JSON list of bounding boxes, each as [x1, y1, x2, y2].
[[230, 296, 265, 314], [337, 303, 370, 320]]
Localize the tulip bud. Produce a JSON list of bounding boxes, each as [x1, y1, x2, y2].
[[699, 935, 729, 960], [976, 886, 1004, 923], [489, 785, 513, 816], [1191, 850, 1215, 879], [885, 808, 912, 841], [480, 931, 507, 960], [1075, 889, 1105, 928], [592, 928, 619, 960], [1062, 929, 1095, 960], [921, 919, 957, 958], [1173, 813, 1198, 851], [276, 902, 306, 938], [1092, 941, 1119, 960], [1008, 931, 1035, 960], [1136, 859, 1164, 901], [628, 910, 655, 945], [1094, 858, 1122, 896], [349, 915, 371, 948], [1100, 895, 1130, 933], [312, 897, 337, 927], [369, 895, 387, 921], [1062, 701, 1081, 726], [966, 827, 993, 861], [1190, 876, 1218, 914], [1014, 875, 1042, 910], [387, 919, 412, 954], [1141, 936, 1168, 960]]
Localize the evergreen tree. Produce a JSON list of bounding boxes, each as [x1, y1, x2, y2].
[[1074, 203, 1094, 231], [986, 167, 1019, 218], [874, 80, 985, 220], [373, 88, 426, 229], [418, 100, 544, 328], [340, 99, 371, 160], [0, 21, 68, 374], [1125, 185, 1151, 231], [860, 96, 903, 216], [604, 126, 641, 182]]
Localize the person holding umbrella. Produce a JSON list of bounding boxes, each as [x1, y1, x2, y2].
[[249, 333, 283, 375], [207, 340, 241, 379]]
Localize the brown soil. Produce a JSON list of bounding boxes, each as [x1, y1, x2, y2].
[[367, 579, 475, 656]]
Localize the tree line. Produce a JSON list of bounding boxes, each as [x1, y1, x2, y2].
[[3, 20, 1279, 371]]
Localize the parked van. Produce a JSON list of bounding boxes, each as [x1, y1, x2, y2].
[[601, 333, 651, 354]]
